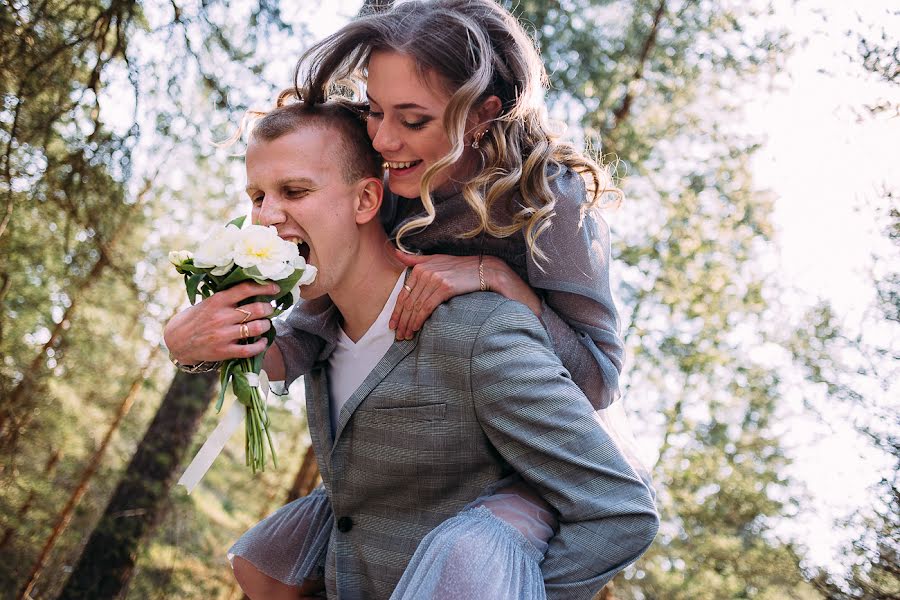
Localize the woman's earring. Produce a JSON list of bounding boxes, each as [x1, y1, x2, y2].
[[471, 129, 488, 149]]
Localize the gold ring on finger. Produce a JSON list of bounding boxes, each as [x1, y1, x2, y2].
[[235, 307, 252, 324], [240, 323, 250, 339], [403, 284, 413, 293]]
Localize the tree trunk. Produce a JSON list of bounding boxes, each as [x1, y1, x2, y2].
[[55, 369, 218, 600], [286, 445, 320, 503], [16, 352, 159, 600]]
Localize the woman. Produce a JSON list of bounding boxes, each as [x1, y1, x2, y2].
[[165, 0, 649, 597]]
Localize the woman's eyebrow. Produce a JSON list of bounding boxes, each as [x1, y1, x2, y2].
[[366, 92, 427, 111]]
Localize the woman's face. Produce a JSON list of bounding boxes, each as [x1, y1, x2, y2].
[[366, 50, 477, 198]]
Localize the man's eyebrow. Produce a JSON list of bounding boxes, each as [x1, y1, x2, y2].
[[366, 92, 427, 111], [245, 177, 317, 192]]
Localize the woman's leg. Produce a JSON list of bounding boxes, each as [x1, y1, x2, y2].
[[232, 557, 305, 599], [228, 487, 333, 595]]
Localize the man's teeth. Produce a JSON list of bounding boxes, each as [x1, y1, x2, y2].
[[383, 160, 418, 169]]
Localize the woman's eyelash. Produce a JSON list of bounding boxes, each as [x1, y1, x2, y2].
[[367, 109, 429, 131]]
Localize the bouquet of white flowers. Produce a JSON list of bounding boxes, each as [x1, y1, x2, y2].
[[169, 216, 316, 478]]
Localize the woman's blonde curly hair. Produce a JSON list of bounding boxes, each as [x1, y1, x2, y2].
[[297, 0, 621, 266]]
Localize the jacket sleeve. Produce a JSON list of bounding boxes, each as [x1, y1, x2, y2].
[[272, 297, 332, 386], [470, 299, 658, 600], [528, 168, 625, 410]]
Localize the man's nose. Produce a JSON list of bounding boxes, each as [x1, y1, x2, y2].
[[256, 196, 286, 226], [371, 119, 401, 155]]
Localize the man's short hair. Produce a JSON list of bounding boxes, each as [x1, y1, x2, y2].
[[250, 98, 383, 184]]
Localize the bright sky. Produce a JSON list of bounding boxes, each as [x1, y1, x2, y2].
[[742, 0, 897, 568]]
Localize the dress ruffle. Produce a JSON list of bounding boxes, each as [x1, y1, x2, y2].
[[228, 486, 333, 586], [390, 505, 547, 600]]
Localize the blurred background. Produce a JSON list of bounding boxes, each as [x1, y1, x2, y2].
[[0, 0, 897, 598]]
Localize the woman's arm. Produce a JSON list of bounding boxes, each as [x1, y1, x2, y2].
[[389, 250, 622, 409], [388, 170, 624, 409], [389, 252, 541, 339]]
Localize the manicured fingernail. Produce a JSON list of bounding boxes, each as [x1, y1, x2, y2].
[[271, 285, 279, 293], [389, 320, 396, 329]]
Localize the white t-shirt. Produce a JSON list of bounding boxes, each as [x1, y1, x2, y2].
[[327, 271, 406, 435]]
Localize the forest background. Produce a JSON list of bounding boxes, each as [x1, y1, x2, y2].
[[0, 0, 897, 598]]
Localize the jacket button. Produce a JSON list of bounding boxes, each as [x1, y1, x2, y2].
[[337, 516, 353, 532]]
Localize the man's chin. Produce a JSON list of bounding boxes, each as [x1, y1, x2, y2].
[[297, 284, 327, 303]]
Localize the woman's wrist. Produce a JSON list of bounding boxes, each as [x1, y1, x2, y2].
[[481, 256, 542, 316]]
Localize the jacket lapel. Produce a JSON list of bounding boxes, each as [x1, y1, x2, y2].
[[331, 335, 418, 450], [304, 366, 334, 483]]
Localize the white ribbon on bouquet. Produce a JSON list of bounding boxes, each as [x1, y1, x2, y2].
[[177, 370, 280, 494]]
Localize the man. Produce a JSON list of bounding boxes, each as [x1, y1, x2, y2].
[[165, 100, 658, 599]]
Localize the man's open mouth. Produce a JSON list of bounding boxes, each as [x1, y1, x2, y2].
[[297, 241, 311, 262]]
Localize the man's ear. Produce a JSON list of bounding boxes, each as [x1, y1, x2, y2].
[[355, 177, 384, 225]]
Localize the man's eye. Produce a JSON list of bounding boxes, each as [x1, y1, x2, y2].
[[251, 194, 264, 206], [285, 189, 308, 198]]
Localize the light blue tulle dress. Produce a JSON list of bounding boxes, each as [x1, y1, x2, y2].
[[229, 477, 555, 599]]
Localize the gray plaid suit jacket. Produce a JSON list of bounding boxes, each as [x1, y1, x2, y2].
[[305, 292, 658, 600]]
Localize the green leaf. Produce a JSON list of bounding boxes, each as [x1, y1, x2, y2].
[[173, 262, 209, 275], [228, 214, 247, 229], [216, 360, 236, 412], [186, 273, 206, 304], [232, 368, 252, 406], [273, 268, 306, 296], [219, 266, 252, 289], [241, 265, 269, 285], [263, 321, 277, 346], [252, 348, 266, 373]]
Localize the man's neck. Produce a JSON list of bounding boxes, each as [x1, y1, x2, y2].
[[329, 241, 404, 343]]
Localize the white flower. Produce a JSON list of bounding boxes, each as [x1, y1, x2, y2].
[[168, 250, 193, 267], [233, 225, 299, 281], [296, 261, 317, 286], [194, 224, 241, 276]]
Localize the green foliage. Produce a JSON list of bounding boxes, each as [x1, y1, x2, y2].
[[0, 0, 314, 596], [508, 0, 817, 597]]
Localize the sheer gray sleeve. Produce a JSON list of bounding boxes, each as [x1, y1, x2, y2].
[[528, 169, 625, 410]]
